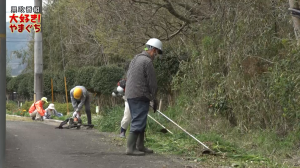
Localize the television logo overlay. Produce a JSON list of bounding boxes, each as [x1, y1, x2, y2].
[[9, 6, 41, 33]]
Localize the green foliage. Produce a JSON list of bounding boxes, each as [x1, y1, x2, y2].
[[51, 69, 78, 94], [202, 36, 214, 51], [17, 74, 32, 99], [91, 65, 124, 95], [153, 48, 180, 94], [43, 72, 54, 98], [24, 111, 30, 117], [7, 74, 28, 94], [75, 66, 97, 90], [22, 101, 34, 111], [263, 49, 300, 127], [27, 74, 34, 98], [52, 115, 70, 121], [44, 102, 72, 115], [6, 110, 13, 115], [54, 101, 97, 115], [53, 72, 65, 94], [7, 1, 300, 166], [6, 73, 34, 100], [6, 76, 12, 87], [65, 68, 77, 92], [50, 69, 78, 95], [13, 109, 27, 117], [6, 101, 18, 111], [86, 103, 97, 115], [94, 105, 124, 132], [7, 77, 18, 93]]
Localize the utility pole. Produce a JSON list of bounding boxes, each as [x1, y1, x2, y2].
[[34, 0, 43, 101], [0, 0, 6, 166]]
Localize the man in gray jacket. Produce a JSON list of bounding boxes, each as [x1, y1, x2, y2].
[[70, 86, 92, 126], [125, 38, 162, 156]]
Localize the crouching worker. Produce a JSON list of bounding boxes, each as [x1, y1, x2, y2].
[[70, 86, 93, 127], [29, 97, 48, 121], [125, 38, 162, 156], [44, 103, 63, 119]]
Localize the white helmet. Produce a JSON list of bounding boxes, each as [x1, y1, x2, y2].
[[146, 38, 163, 54], [48, 103, 55, 110], [117, 86, 124, 93]]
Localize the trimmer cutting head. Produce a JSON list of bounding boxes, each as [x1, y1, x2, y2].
[[202, 149, 216, 155], [159, 128, 168, 133]]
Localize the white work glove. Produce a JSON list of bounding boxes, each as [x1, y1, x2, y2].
[[117, 86, 124, 93], [72, 111, 81, 119]]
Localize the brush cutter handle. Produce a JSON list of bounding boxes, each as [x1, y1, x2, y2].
[[147, 114, 173, 134], [155, 109, 211, 150]]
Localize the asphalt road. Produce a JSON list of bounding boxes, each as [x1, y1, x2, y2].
[[5, 120, 186, 168]]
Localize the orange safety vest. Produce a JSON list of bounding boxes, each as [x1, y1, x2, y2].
[[28, 100, 46, 117]]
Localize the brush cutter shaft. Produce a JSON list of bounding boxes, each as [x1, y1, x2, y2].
[[147, 114, 173, 134], [156, 110, 210, 150]]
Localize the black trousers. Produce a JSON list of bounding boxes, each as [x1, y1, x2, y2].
[[75, 94, 91, 124]]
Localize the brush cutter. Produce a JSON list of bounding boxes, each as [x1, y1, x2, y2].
[[55, 117, 81, 129], [153, 108, 215, 155], [147, 114, 173, 134], [55, 113, 94, 130]]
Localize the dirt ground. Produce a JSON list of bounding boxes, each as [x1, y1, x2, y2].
[[5, 116, 200, 168]]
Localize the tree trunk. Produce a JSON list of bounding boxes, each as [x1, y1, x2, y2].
[[289, 0, 300, 45]]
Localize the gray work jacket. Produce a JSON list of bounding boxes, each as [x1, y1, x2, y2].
[[125, 51, 157, 101], [70, 86, 88, 112]]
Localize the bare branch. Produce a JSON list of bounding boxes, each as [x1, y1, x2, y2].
[[161, 22, 188, 41]]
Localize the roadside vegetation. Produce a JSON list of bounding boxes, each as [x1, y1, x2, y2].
[[6, 99, 300, 167], [6, 0, 300, 167]]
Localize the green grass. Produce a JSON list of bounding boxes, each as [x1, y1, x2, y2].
[[91, 106, 124, 132], [96, 106, 298, 167], [51, 113, 74, 121]]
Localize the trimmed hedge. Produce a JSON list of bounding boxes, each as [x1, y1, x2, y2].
[[65, 68, 77, 92], [7, 64, 170, 103], [91, 65, 124, 95], [75, 66, 97, 91]]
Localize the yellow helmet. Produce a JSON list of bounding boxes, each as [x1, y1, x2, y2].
[[41, 97, 48, 103], [73, 87, 82, 99]]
